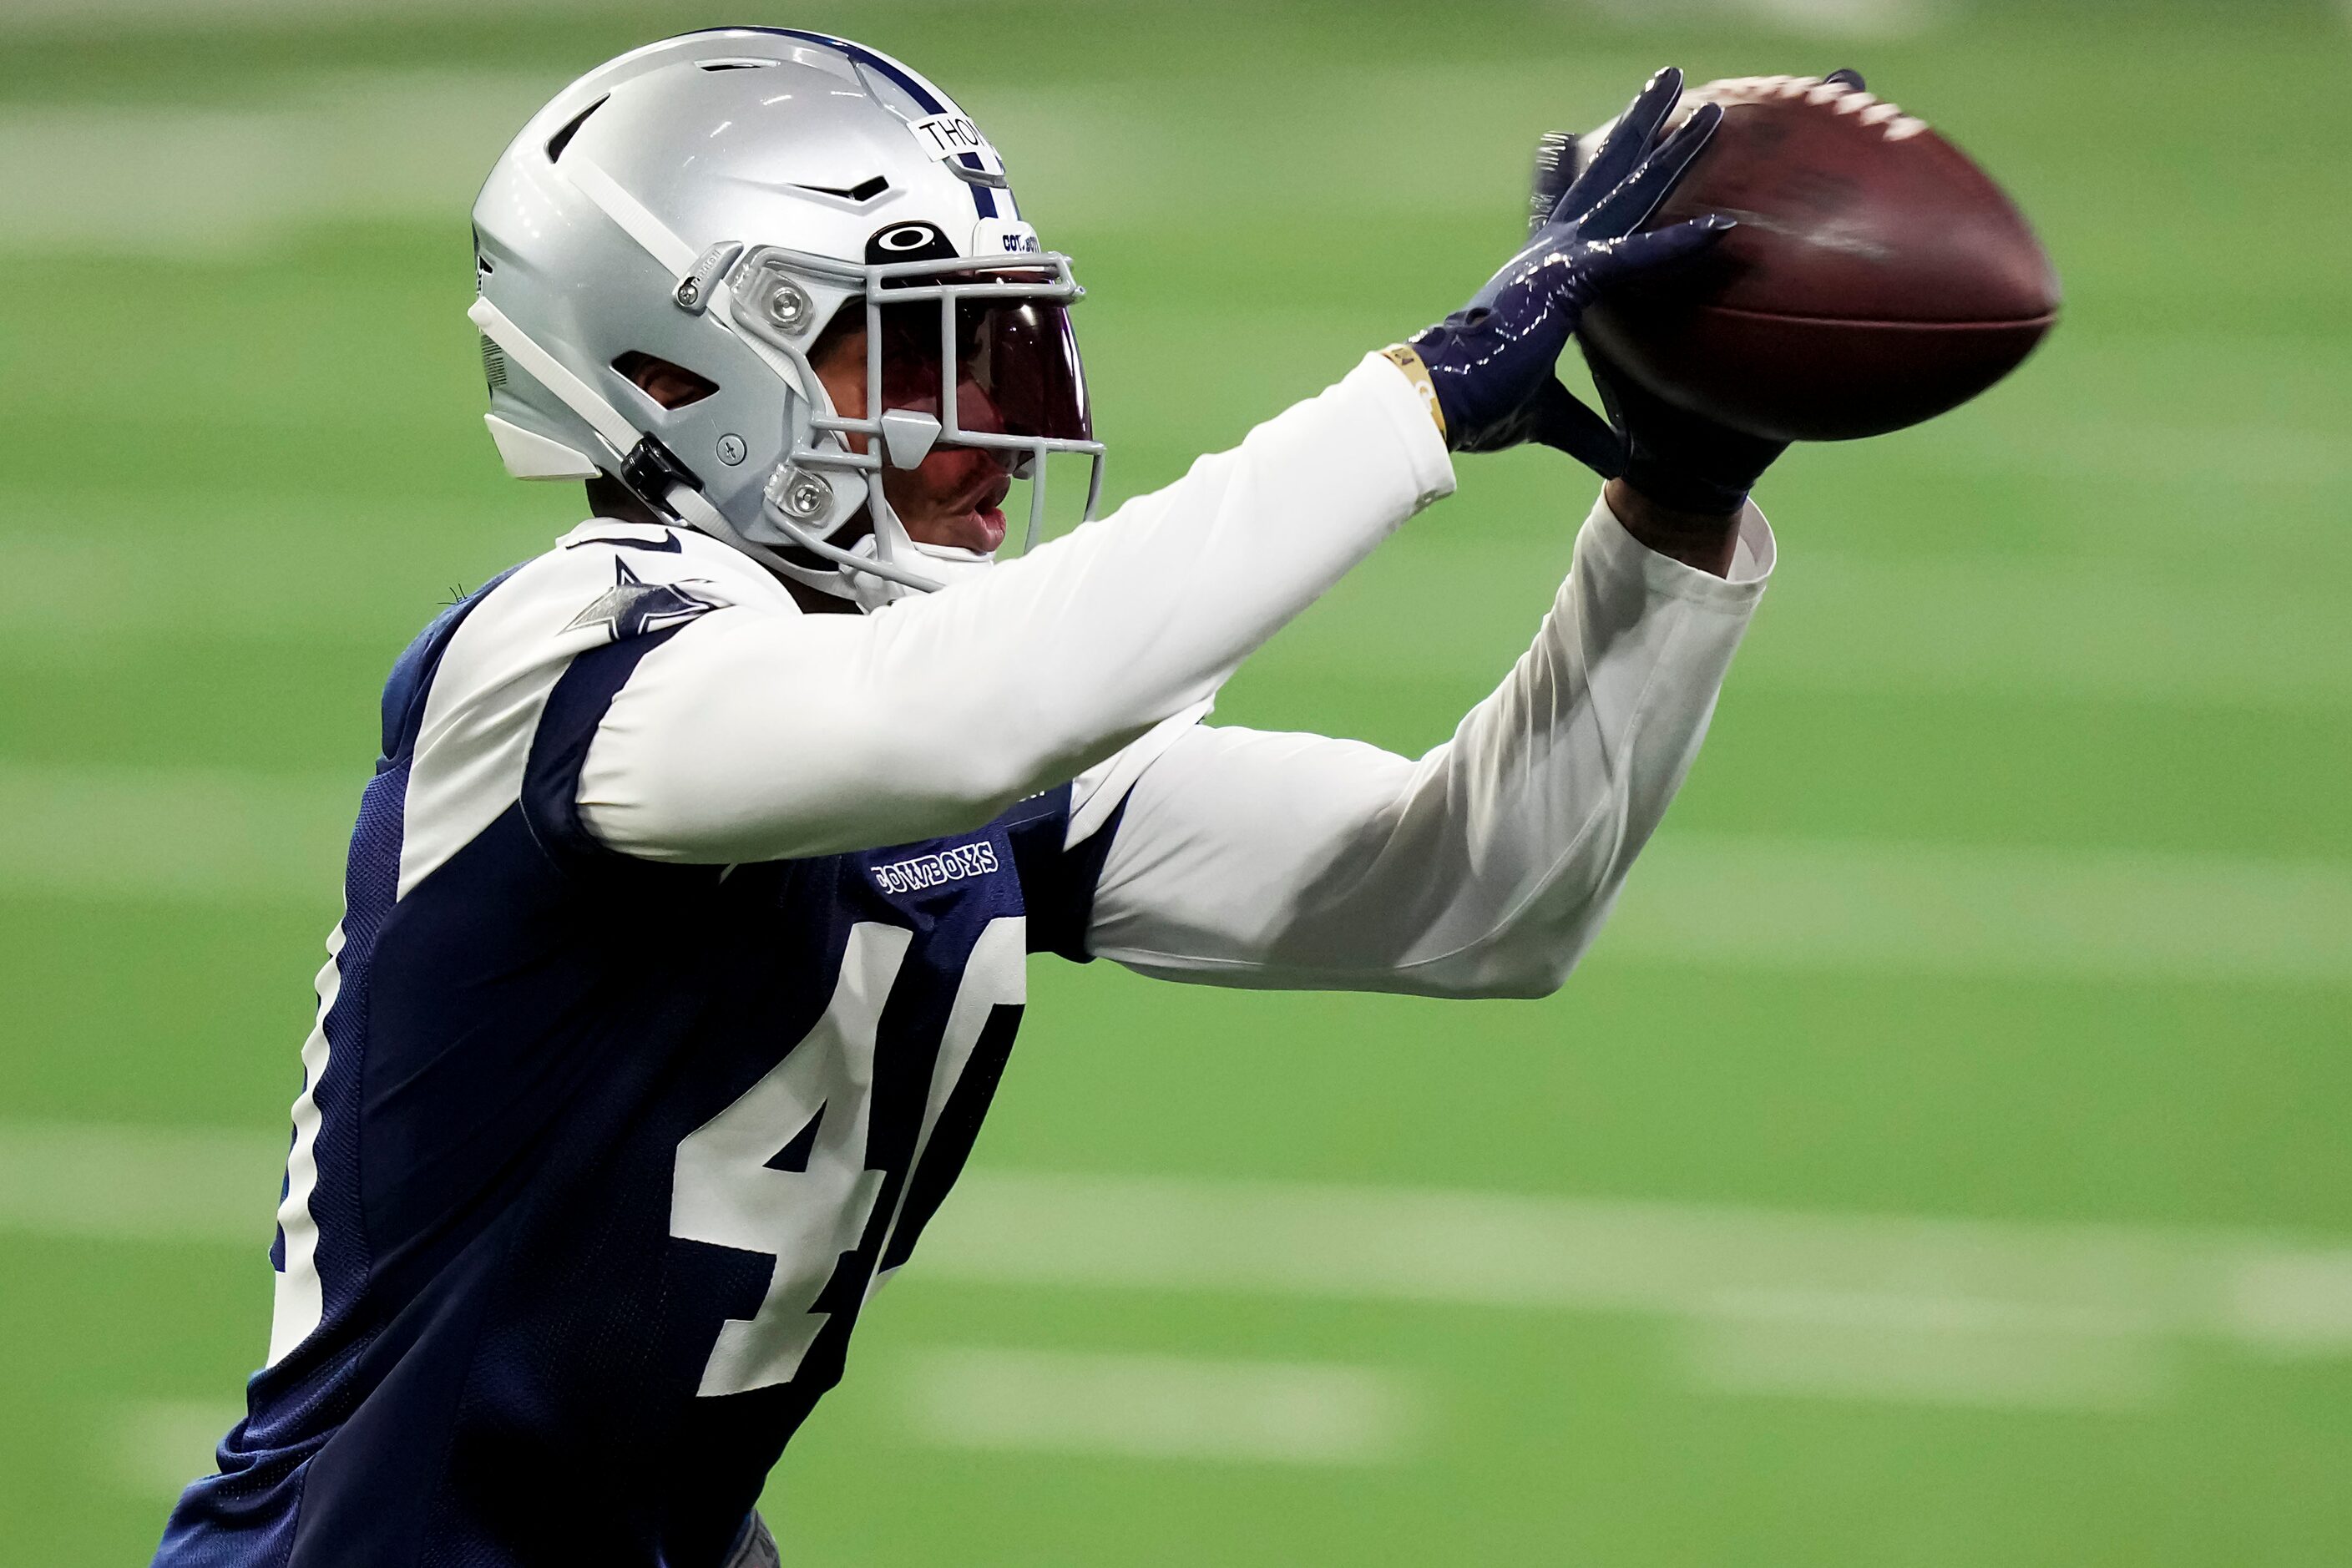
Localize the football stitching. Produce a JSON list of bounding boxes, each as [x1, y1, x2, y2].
[[1694, 73, 1929, 143]]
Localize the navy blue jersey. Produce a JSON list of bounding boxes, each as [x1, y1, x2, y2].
[[155, 524, 1122, 1568]]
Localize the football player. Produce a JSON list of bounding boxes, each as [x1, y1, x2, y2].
[[156, 30, 1785, 1568]]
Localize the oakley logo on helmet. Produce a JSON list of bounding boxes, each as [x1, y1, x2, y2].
[[866, 222, 957, 263]]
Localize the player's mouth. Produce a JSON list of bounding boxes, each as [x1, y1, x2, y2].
[[931, 472, 1012, 554]]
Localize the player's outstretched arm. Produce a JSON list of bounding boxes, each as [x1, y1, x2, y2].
[[575, 353, 1454, 863], [1080, 493, 1772, 999]]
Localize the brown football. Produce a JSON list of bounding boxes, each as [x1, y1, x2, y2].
[[1580, 74, 2061, 443]]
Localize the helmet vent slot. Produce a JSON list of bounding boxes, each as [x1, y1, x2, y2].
[[544, 95, 609, 163], [696, 58, 777, 71], [613, 352, 719, 410], [790, 175, 890, 204], [479, 336, 508, 391]]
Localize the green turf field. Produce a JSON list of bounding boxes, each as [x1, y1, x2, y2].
[[2, 1, 2348, 1562]]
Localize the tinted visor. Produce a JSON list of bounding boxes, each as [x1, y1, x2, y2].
[[872, 294, 1091, 443]]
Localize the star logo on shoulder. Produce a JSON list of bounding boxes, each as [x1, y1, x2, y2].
[[564, 559, 719, 642]]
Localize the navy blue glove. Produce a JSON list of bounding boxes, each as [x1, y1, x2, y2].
[[1533, 70, 1867, 513], [1407, 68, 1727, 464]]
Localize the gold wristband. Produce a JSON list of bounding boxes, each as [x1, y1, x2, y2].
[[1379, 343, 1447, 443]]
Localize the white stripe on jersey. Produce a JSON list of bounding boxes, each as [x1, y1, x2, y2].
[[268, 922, 346, 1366]]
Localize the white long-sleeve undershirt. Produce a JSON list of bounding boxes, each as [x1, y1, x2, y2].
[[577, 352, 1454, 864], [1081, 498, 1773, 998]]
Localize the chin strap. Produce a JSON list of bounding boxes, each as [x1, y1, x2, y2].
[[842, 534, 993, 611]]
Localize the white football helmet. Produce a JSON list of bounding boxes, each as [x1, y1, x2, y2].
[[469, 28, 1103, 608]]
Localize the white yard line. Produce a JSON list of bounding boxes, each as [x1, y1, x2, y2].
[[32, 1120, 2350, 1416], [899, 1348, 1419, 1465], [108, 1353, 1413, 1490], [922, 1176, 2352, 1412], [3, 759, 2344, 985], [1683, 1288, 2171, 1411], [11, 1121, 2349, 1366], [922, 1171, 2352, 1362]]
